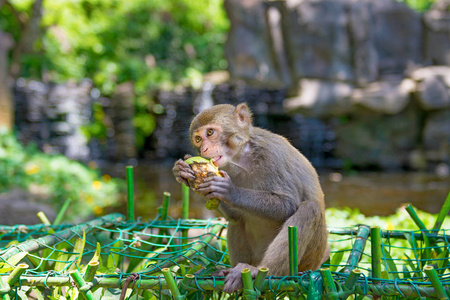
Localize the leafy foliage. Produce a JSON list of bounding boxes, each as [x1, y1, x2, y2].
[[0, 130, 123, 221], [2, 0, 229, 93]]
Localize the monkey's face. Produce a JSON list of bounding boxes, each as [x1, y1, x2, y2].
[[191, 124, 232, 167]]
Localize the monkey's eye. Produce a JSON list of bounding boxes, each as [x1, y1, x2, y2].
[[195, 136, 202, 144], [206, 128, 215, 137]]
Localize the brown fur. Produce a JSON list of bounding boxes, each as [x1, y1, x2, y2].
[[177, 103, 329, 291]]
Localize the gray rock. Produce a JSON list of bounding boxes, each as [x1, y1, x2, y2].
[[423, 110, 450, 163], [335, 104, 421, 169], [0, 189, 56, 225], [349, 0, 378, 85], [284, 79, 353, 117], [224, 0, 282, 87], [411, 66, 450, 110], [369, 0, 423, 76], [352, 78, 415, 114], [282, 0, 354, 82], [424, 0, 450, 65]]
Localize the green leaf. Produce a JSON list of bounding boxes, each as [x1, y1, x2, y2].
[[107, 239, 123, 269], [329, 251, 345, 272], [54, 252, 69, 273], [382, 247, 399, 279], [402, 265, 411, 279], [0, 251, 29, 273], [68, 232, 86, 271]]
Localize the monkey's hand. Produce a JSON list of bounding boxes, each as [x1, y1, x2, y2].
[[195, 171, 237, 204], [215, 263, 258, 293], [172, 155, 195, 186]]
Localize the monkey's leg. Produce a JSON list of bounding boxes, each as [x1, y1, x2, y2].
[[259, 200, 328, 275], [219, 222, 257, 293]]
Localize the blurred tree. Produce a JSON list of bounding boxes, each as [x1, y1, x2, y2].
[[0, 0, 44, 130], [1, 0, 229, 144], [0, 28, 14, 129]]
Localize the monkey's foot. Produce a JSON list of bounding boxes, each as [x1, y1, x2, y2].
[[220, 263, 259, 293]]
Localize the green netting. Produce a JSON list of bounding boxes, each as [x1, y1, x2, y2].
[[1, 213, 450, 300]]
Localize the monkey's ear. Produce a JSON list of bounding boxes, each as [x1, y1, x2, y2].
[[234, 103, 252, 128]]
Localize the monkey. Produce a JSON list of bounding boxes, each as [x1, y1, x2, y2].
[[173, 103, 329, 293]]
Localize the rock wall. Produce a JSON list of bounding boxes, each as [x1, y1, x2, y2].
[[224, 0, 450, 170]]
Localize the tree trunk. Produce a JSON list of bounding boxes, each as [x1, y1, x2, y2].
[[0, 30, 14, 130]]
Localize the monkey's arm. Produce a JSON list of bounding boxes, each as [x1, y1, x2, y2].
[[196, 172, 297, 222]]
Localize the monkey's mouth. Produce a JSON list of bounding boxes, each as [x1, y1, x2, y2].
[[212, 156, 223, 166]]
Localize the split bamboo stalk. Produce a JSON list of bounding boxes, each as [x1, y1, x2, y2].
[[343, 269, 362, 291], [37, 212, 51, 225], [84, 261, 99, 282], [254, 267, 268, 292], [0, 213, 124, 261], [161, 192, 171, 221], [6, 263, 28, 286]]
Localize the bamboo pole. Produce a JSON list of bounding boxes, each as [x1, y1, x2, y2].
[[2, 275, 450, 297], [342, 225, 370, 274], [126, 166, 135, 221], [433, 192, 450, 231], [0, 213, 124, 261], [53, 198, 72, 225], [370, 226, 382, 282], [423, 265, 449, 300], [288, 226, 298, 276], [69, 270, 95, 300], [329, 228, 450, 243], [320, 268, 338, 300], [84, 261, 99, 282], [162, 268, 184, 300]]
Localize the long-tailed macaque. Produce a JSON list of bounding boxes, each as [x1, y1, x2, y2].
[[173, 103, 329, 293]]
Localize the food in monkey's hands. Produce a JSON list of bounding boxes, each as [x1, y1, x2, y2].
[[184, 156, 221, 210]]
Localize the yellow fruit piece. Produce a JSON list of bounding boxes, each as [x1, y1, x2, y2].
[[185, 156, 221, 210]]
